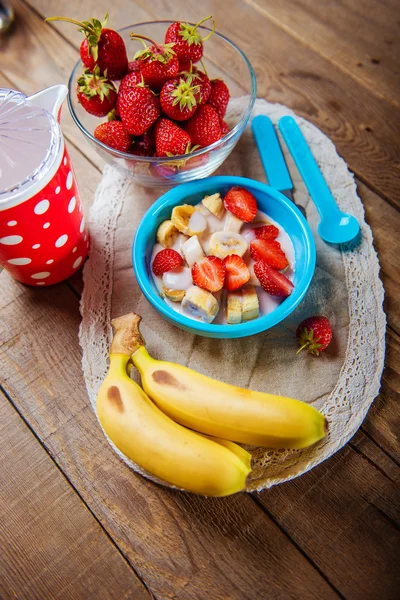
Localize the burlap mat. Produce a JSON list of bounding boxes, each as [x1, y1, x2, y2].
[[79, 99, 385, 491]]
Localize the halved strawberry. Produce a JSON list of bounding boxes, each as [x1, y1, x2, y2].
[[253, 262, 294, 297], [152, 249, 183, 276], [224, 187, 257, 222], [250, 239, 288, 270], [223, 254, 250, 291], [254, 224, 279, 241], [192, 256, 225, 292]]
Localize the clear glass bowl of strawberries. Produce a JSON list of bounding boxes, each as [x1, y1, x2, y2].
[[65, 15, 256, 186]]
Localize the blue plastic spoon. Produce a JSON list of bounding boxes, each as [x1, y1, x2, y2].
[[279, 116, 360, 244]]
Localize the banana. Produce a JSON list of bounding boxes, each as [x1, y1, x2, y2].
[[202, 193, 225, 219], [224, 212, 244, 233], [181, 235, 205, 267], [127, 314, 327, 449], [181, 285, 219, 323], [96, 314, 251, 497], [226, 292, 242, 324], [241, 286, 259, 321], [209, 231, 248, 259], [156, 220, 179, 248], [171, 204, 207, 236], [163, 286, 185, 302]]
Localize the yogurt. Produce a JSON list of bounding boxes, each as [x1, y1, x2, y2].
[[150, 198, 295, 324]]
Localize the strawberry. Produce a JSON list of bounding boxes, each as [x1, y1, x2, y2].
[[46, 15, 128, 80], [127, 59, 140, 72], [76, 66, 117, 117], [296, 316, 333, 356], [119, 70, 142, 93], [192, 256, 225, 292], [253, 261, 294, 297], [220, 119, 229, 136], [184, 104, 222, 147], [164, 16, 216, 63], [117, 80, 160, 135], [254, 224, 279, 240], [152, 249, 183, 276], [131, 131, 155, 156], [160, 75, 201, 121], [250, 239, 289, 270], [94, 121, 131, 152], [189, 70, 211, 105], [155, 118, 192, 157], [208, 78, 230, 118], [223, 255, 250, 291], [132, 37, 179, 90], [224, 187, 257, 222]]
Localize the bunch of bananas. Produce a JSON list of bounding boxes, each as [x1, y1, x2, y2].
[[96, 313, 327, 496]]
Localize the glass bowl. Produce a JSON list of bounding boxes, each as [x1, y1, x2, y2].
[[68, 21, 256, 187]]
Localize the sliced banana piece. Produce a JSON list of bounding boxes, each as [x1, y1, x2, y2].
[[209, 231, 248, 259], [181, 235, 205, 267], [163, 286, 185, 302], [248, 259, 261, 286], [162, 267, 193, 291], [171, 204, 196, 235], [188, 210, 207, 235], [181, 285, 219, 323], [156, 220, 179, 248], [241, 286, 259, 321], [202, 193, 225, 219], [224, 212, 244, 233], [226, 292, 242, 324]]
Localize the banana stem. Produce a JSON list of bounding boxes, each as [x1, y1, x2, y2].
[[110, 313, 146, 356]]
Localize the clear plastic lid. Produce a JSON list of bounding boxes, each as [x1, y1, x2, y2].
[[0, 89, 61, 205]]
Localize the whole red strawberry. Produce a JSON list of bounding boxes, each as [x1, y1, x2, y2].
[[208, 78, 230, 118], [160, 74, 201, 121], [296, 316, 332, 356], [184, 104, 222, 147], [94, 121, 131, 152], [192, 70, 211, 105], [131, 36, 179, 90], [127, 59, 140, 73], [152, 249, 183, 276], [117, 81, 160, 135], [164, 16, 216, 63], [77, 66, 117, 117], [220, 119, 229, 136], [155, 118, 192, 157], [119, 70, 142, 93], [46, 14, 128, 80]]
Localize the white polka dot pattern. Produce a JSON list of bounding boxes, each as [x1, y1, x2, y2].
[[80, 218, 85, 233], [7, 221, 17, 226], [55, 186, 61, 194], [55, 234, 68, 248], [0, 235, 23, 245], [34, 199, 50, 215], [68, 197, 76, 213], [72, 247, 77, 253], [8, 257, 32, 265], [31, 272, 51, 279], [66, 171, 73, 190], [32, 244, 40, 249], [46, 259, 54, 265], [43, 222, 50, 229], [73, 256, 83, 269]]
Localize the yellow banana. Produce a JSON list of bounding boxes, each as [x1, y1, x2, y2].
[[126, 314, 327, 449], [96, 314, 252, 497]]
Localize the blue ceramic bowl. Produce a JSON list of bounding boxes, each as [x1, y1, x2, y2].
[[133, 176, 316, 339]]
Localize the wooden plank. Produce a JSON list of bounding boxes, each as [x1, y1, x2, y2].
[[257, 435, 400, 600], [246, 0, 400, 107], [0, 390, 151, 600], [0, 273, 341, 600]]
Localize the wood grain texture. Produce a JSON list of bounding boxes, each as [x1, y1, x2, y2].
[[0, 391, 150, 600], [247, 0, 400, 107], [0, 273, 341, 600]]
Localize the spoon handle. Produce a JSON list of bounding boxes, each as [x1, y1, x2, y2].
[[278, 116, 340, 218], [251, 115, 293, 192]]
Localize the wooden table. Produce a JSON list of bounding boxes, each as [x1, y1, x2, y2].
[[1, 1, 399, 598]]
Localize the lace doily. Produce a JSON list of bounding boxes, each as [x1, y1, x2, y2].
[[79, 99, 386, 492]]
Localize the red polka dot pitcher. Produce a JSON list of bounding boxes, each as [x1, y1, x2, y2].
[[0, 85, 89, 286]]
